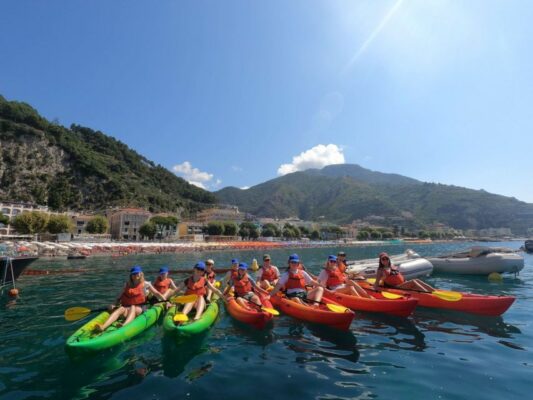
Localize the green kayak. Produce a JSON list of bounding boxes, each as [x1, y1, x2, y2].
[[65, 304, 164, 354], [163, 298, 219, 338]]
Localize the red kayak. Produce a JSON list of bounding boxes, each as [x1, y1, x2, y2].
[[270, 294, 355, 331], [322, 290, 418, 317], [359, 283, 515, 316], [225, 296, 274, 329]]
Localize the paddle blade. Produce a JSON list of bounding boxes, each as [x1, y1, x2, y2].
[[64, 307, 91, 321], [173, 313, 189, 322], [170, 294, 198, 304], [366, 278, 376, 284], [214, 281, 221, 288], [325, 303, 350, 313], [381, 291, 403, 300], [433, 290, 462, 301], [262, 307, 279, 316]]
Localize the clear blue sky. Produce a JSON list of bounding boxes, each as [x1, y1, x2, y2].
[[1, 1, 532, 201]]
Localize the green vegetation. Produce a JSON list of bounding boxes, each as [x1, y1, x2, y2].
[[261, 223, 281, 237], [0, 95, 217, 214], [11, 211, 49, 234], [47, 214, 73, 234], [139, 221, 157, 240], [150, 215, 179, 239], [216, 164, 533, 234], [86, 216, 109, 234], [0, 213, 8, 226], [239, 222, 259, 240]]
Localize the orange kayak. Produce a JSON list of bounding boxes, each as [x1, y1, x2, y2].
[[322, 290, 418, 317], [270, 294, 355, 331], [225, 296, 274, 329], [359, 282, 515, 316]]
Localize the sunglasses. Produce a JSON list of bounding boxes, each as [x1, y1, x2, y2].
[[289, 261, 299, 264], [194, 268, 205, 272], [380, 257, 389, 261], [328, 260, 337, 263]]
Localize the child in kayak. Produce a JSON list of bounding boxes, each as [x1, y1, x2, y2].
[[318, 255, 371, 298], [269, 254, 323, 306], [227, 262, 266, 310], [222, 258, 240, 291], [174, 262, 223, 321], [94, 266, 165, 332], [255, 254, 280, 290], [374, 252, 435, 292], [152, 266, 179, 300], [205, 259, 217, 302]]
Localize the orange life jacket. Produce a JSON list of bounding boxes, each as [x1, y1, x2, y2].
[[233, 274, 252, 296], [260, 267, 278, 283], [120, 283, 146, 306], [185, 276, 207, 297], [285, 271, 306, 290], [337, 260, 347, 274], [154, 277, 171, 293], [230, 269, 239, 280], [325, 267, 345, 289], [383, 267, 405, 286]]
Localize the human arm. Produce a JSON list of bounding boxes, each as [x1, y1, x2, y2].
[[269, 273, 288, 297], [146, 282, 166, 301], [206, 280, 225, 299]]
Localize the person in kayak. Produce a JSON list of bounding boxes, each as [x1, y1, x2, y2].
[[255, 254, 280, 290], [152, 266, 179, 300], [205, 259, 217, 302], [174, 262, 224, 321], [94, 266, 165, 332], [318, 255, 371, 298], [337, 251, 348, 272], [222, 258, 240, 291], [226, 262, 266, 310], [374, 252, 435, 292], [269, 254, 323, 305]]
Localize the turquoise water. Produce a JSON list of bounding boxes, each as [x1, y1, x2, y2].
[[1, 242, 531, 400]]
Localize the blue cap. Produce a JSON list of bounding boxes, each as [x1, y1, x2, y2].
[[238, 262, 248, 270], [231, 258, 239, 264], [130, 266, 142, 274], [288, 254, 300, 263], [159, 266, 169, 274], [194, 262, 206, 271], [328, 255, 337, 262]]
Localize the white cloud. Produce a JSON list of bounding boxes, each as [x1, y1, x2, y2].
[[277, 144, 345, 176], [172, 161, 219, 190], [231, 165, 243, 172]]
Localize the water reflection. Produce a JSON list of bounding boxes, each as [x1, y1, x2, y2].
[[160, 333, 210, 378]]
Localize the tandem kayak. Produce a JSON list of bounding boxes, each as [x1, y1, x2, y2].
[[225, 296, 274, 329], [163, 298, 219, 338], [359, 282, 515, 316], [270, 294, 355, 331], [65, 304, 164, 354], [322, 290, 418, 317]]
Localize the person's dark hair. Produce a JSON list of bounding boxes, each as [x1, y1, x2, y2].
[[378, 252, 391, 269]]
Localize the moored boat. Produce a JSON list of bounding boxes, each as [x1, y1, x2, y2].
[[225, 296, 274, 329], [428, 246, 524, 275], [1, 256, 39, 289], [322, 289, 418, 317], [270, 294, 355, 330], [163, 298, 219, 338], [346, 250, 433, 280], [524, 240, 533, 253], [65, 304, 164, 354]]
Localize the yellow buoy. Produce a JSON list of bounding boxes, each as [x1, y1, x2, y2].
[[251, 258, 259, 271], [488, 272, 503, 282]]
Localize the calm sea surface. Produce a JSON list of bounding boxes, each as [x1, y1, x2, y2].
[[1, 241, 531, 400]]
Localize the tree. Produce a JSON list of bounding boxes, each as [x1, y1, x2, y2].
[[207, 221, 224, 236], [47, 214, 73, 234], [298, 226, 310, 236], [86, 216, 109, 234], [150, 215, 179, 239], [11, 211, 49, 235], [370, 230, 382, 240], [223, 222, 238, 236], [139, 222, 157, 240], [310, 230, 320, 240], [0, 213, 9, 226], [239, 222, 259, 240], [261, 223, 280, 237], [283, 223, 301, 239], [357, 230, 370, 240]]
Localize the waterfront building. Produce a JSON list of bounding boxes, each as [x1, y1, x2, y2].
[[108, 208, 151, 241], [0, 201, 50, 236], [196, 205, 244, 224]]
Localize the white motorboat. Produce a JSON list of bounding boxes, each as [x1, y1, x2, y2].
[[428, 246, 524, 275], [346, 249, 433, 280]]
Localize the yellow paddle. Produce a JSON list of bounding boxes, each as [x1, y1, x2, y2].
[[65, 295, 199, 322], [173, 313, 189, 322], [365, 278, 462, 301], [303, 299, 350, 313]]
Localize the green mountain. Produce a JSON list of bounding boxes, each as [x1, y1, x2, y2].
[[0, 95, 216, 214], [216, 164, 533, 234]]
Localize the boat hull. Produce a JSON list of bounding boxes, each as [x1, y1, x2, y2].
[[225, 296, 274, 329], [347, 251, 433, 280], [322, 290, 418, 317], [1, 256, 39, 288], [163, 300, 219, 338], [429, 253, 524, 275]]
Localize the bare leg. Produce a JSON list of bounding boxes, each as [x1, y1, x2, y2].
[[236, 297, 251, 310], [206, 288, 213, 302], [193, 297, 206, 320], [123, 305, 142, 326], [95, 306, 127, 332], [346, 280, 372, 298], [307, 286, 324, 305], [181, 301, 195, 316]]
